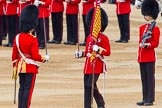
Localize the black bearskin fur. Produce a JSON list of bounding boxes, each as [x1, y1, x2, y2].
[[19, 5, 39, 32], [141, 0, 159, 20]]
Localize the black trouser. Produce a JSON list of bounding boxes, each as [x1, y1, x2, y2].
[[84, 74, 105, 108], [82, 15, 90, 42], [0, 16, 2, 45], [66, 14, 78, 43], [18, 73, 36, 108], [1, 15, 8, 38], [6, 15, 18, 44], [139, 62, 155, 102], [46, 18, 49, 41], [36, 17, 49, 47], [117, 13, 130, 41], [51, 12, 63, 42], [16, 16, 19, 34]]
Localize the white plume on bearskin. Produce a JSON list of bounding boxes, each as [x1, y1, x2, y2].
[[19, 5, 39, 32]]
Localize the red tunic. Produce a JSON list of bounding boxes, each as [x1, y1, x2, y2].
[[0, 5, 3, 15], [138, 23, 160, 62], [12, 33, 44, 74], [83, 33, 111, 74], [0, 0, 5, 15], [65, 0, 81, 14], [50, 0, 64, 13], [17, 0, 34, 16], [37, 0, 51, 18], [82, 0, 94, 15], [5, 0, 18, 15], [115, 0, 131, 15]]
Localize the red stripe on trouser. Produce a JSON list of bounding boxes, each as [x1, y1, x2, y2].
[[27, 74, 36, 108]]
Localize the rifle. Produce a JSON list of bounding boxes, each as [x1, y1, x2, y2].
[[141, 21, 156, 46]]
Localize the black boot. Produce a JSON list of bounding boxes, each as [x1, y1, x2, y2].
[[136, 101, 146, 106]]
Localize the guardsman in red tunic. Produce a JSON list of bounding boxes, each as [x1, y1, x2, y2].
[[79, 0, 94, 46], [136, 0, 160, 106], [48, 0, 64, 44], [12, 5, 49, 108], [4, 0, 18, 47], [64, 0, 81, 45], [115, 0, 131, 43], [75, 8, 110, 108], [34, 0, 51, 49]]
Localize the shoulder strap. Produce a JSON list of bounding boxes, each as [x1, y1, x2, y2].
[[15, 34, 28, 62]]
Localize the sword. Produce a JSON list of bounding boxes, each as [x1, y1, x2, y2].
[[14, 78, 17, 104], [43, 13, 48, 55]]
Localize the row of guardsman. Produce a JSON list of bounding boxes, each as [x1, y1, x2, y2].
[[0, 0, 162, 48], [0, 0, 109, 49], [6, 0, 162, 107]]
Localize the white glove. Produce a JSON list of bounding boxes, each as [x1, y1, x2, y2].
[[34, 0, 40, 6], [92, 45, 99, 52], [34, 0, 45, 6], [135, 0, 143, 9], [139, 43, 151, 48], [44, 54, 50, 63], [75, 51, 83, 58]]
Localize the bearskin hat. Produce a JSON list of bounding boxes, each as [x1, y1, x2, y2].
[[19, 5, 39, 32], [86, 7, 108, 32], [141, 0, 160, 20]]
